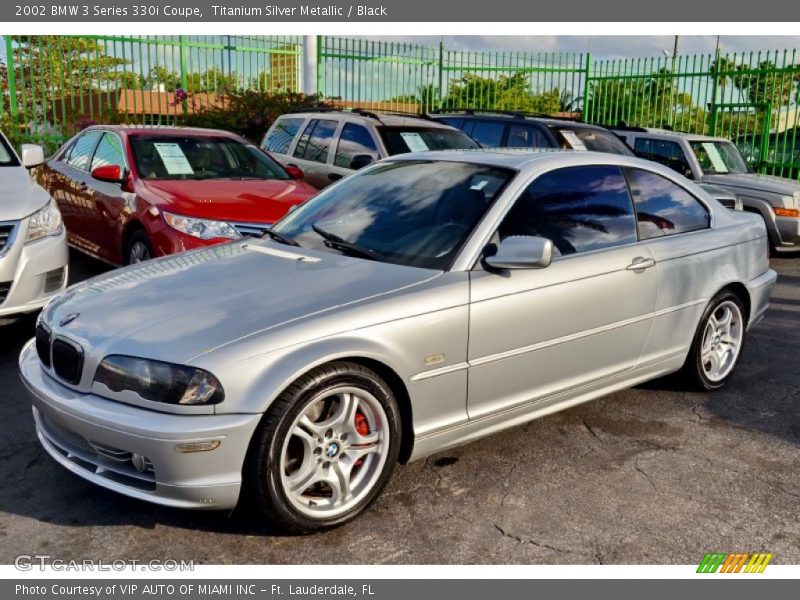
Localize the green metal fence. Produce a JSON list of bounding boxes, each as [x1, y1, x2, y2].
[[1, 35, 302, 152], [2, 35, 799, 179], [584, 49, 800, 179]]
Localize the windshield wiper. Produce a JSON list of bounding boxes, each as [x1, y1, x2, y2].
[[261, 228, 301, 247], [311, 224, 384, 261]]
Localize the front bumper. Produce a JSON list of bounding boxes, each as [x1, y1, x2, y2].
[[0, 228, 68, 318], [774, 215, 800, 250], [19, 340, 262, 510]]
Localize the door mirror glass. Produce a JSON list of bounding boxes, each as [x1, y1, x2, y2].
[[21, 144, 44, 169], [485, 236, 553, 270], [349, 154, 374, 170]]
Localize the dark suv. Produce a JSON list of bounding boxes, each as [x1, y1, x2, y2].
[[429, 110, 634, 155]]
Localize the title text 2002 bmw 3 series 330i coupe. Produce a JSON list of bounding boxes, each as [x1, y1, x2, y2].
[[20, 149, 776, 532]]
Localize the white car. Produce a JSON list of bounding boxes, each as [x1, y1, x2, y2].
[[0, 132, 68, 322]]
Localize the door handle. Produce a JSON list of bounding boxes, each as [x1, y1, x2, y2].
[[626, 257, 656, 271], [328, 173, 343, 182]]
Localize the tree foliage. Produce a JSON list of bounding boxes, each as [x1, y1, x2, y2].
[[178, 90, 329, 143]]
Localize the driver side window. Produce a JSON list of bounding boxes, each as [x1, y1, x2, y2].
[[498, 165, 638, 256]]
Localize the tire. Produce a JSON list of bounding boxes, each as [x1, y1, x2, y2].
[[679, 290, 747, 391], [243, 361, 402, 533], [125, 230, 154, 265]]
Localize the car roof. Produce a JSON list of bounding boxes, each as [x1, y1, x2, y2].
[[612, 127, 726, 143], [384, 147, 669, 171], [84, 125, 240, 138], [431, 112, 605, 130], [282, 111, 455, 129]]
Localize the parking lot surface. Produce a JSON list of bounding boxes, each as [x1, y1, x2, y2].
[[1, 250, 798, 565]]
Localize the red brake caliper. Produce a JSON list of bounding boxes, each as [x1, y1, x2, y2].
[[354, 411, 369, 466]]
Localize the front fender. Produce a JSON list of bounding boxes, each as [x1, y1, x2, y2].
[[217, 335, 412, 416]]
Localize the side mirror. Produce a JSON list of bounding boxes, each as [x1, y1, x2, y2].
[[349, 154, 374, 170], [285, 165, 304, 180], [91, 164, 123, 183], [484, 236, 553, 270], [21, 144, 45, 169]]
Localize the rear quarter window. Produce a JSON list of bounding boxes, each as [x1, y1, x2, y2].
[[263, 117, 305, 155], [624, 167, 710, 239]]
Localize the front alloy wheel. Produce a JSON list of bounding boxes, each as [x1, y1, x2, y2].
[[244, 362, 401, 532]]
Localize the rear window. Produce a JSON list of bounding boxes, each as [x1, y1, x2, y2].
[[468, 120, 506, 147], [553, 127, 634, 156], [379, 127, 480, 155], [0, 135, 20, 167], [263, 117, 305, 155]]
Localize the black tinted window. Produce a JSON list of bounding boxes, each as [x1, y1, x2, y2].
[[469, 120, 506, 147], [379, 127, 479, 154], [555, 127, 634, 156], [273, 160, 512, 270], [624, 167, 710, 239], [264, 117, 304, 154], [438, 117, 464, 129], [633, 137, 692, 176], [506, 125, 551, 148], [91, 133, 125, 172], [334, 123, 380, 169], [66, 130, 101, 171], [293, 119, 338, 163], [499, 165, 637, 256]]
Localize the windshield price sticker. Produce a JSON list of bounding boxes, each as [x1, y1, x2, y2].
[[154, 143, 195, 175], [702, 142, 729, 173], [399, 132, 430, 152], [560, 130, 588, 151]]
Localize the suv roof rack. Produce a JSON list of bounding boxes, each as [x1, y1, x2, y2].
[[285, 105, 429, 121], [429, 108, 586, 123]]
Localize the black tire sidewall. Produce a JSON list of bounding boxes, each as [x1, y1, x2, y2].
[[126, 230, 153, 265], [250, 363, 401, 533], [689, 291, 746, 390]]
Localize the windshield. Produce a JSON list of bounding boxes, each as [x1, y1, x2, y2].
[[554, 127, 634, 156], [0, 135, 20, 167], [129, 135, 290, 181], [272, 160, 514, 270], [689, 140, 751, 175], [379, 127, 480, 155]]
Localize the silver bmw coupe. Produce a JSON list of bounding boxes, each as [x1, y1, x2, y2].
[[20, 149, 776, 532]]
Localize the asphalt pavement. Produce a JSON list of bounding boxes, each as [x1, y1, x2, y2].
[[0, 250, 798, 564]]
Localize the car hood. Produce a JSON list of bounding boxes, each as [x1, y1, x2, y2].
[[702, 172, 800, 196], [142, 178, 316, 223], [0, 167, 50, 221], [40, 240, 440, 367]]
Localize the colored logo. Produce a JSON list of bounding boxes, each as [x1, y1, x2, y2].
[[697, 552, 773, 573]]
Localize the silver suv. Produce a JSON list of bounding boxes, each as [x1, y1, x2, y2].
[[261, 109, 479, 189], [615, 127, 800, 253]]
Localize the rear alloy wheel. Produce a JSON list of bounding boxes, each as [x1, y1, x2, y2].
[[681, 291, 746, 390], [126, 230, 153, 265], [244, 362, 401, 533]]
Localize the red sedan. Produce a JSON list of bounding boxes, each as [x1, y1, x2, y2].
[[38, 126, 317, 265]]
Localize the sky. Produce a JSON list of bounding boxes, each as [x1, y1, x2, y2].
[[377, 36, 800, 59]]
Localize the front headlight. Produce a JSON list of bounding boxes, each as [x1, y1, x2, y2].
[[25, 199, 63, 243], [163, 211, 241, 240], [94, 355, 224, 405]]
